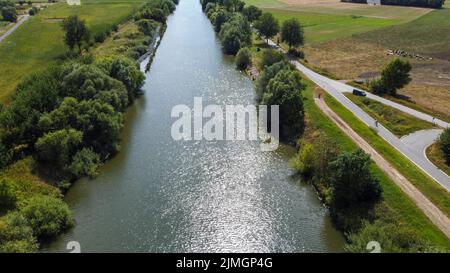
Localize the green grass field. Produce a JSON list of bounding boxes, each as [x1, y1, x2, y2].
[[0, 1, 143, 103], [244, 0, 430, 44], [345, 93, 436, 137], [356, 3, 450, 60], [301, 81, 449, 249]]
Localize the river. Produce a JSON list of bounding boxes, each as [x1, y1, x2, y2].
[[44, 0, 345, 253]]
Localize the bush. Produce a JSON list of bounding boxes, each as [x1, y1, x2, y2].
[[1, 6, 18, 22], [289, 141, 314, 177], [21, 195, 73, 238], [136, 19, 157, 35], [0, 179, 18, 210], [0, 213, 38, 253], [28, 6, 39, 16], [288, 48, 305, 59], [94, 32, 107, 43], [345, 220, 439, 253], [35, 129, 83, 171], [439, 128, 450, 164], [67, 148, 101, 178], [235, 47, 252, 70], [260, 49, 285, 69]]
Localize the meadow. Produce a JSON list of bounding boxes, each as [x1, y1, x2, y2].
[[0, 0, 144, 102]]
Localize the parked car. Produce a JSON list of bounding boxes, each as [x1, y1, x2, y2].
[[352, 89, 367, 97]]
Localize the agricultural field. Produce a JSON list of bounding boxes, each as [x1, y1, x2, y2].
[[0, 0, 144, 103], [303, 2, 450, 120], [244, 0, 430, 44]]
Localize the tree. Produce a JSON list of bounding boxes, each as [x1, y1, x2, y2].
[[255, 61, 288, 101], [61, 15, 90, 51], [219, 14, 251, 55], [35, 129, 83, 170], [242, 5, 262, 22], [263, 68, 305, 140], [254, 13, 279, 42], [223, 0, 244, 12], [95, 56, 145, 102], [235, 47, 252, 70], [330, 149, 383, 209], [281, 18, 304, 49], [372, 58, 412, 95], [1, 6, 18, 22], [21, 195, 73, 238], [213, 10, 227, 32], [439, 128, 450, 164]]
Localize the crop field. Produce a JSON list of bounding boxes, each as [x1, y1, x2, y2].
[[0, 0, 143, 103], [302, 2, 450, 119]]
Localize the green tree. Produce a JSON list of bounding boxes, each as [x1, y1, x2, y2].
[[242, 5, 262, 22], [263, 68, 305, 140], [95, 56, 145, 102], [255, 61, 288, 101], [371, 58, 412, 95], [439, 127, 450, 164], [223, 0, 244, 12], [219, 14, 251, 55], [235, 47, 252, 70], [330, 149, 383, 209], [254, 13, 279, 42], [61, 15, 90, 51], [35, 129, 83, 170], [21, 195, 74, 238], [1, 6, 18, 22], [281, 18, 304, 49]]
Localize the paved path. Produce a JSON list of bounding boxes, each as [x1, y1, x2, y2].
[[0, 15, 30, 43], [266, 39, 450, 191], [316, 97, 450, 239]]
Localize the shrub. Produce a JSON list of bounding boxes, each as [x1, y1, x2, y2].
[[67, 148, 101, 178], [94, 32, 107, 43], [260, 49, 285, 69], [235, 47, 252, 70], [28, 6, 39, 16], [21, 195, 73, 238], [136, 19, 157, 35], [439, 128, 450, 164], [1, 6, 18, 22], [289, 141, 314, 177], [0, 179, 18, 210], [0, 213, 38, 253], [35, 129, 83, 171]]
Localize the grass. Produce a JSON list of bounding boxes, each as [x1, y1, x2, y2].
[[0, 1, 143, 103], [323, 94, 450, 219], [300, 80, 449, 249], [345, 93, 436, 137], [244, 0, 430, 44], [426, 143, 450, 177], [357, 5, 450, 60]]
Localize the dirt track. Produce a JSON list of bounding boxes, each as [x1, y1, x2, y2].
[[315, 97, 450, 239]]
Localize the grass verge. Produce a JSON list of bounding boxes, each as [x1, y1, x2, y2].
[[426, 143, 450, 177], [345, 93, 436, 137]]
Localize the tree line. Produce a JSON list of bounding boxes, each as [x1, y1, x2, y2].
[[0, 0, 178, 253]]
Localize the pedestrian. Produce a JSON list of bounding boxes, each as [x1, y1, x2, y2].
[[375, 120, 378, 128]]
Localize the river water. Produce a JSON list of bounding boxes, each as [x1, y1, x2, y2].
[[44, 0, 344, 253]]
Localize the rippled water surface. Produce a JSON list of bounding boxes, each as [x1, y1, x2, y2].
[[44, 0, 345, 252]]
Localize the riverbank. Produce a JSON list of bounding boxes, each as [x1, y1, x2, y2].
[[0, 0, 178, 252]]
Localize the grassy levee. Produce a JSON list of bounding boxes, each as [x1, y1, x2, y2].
[[302, 80, 449, 248], [323, 94, 450, 219], [0, 1, 143, 103], [345, 93, 436, 137]]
